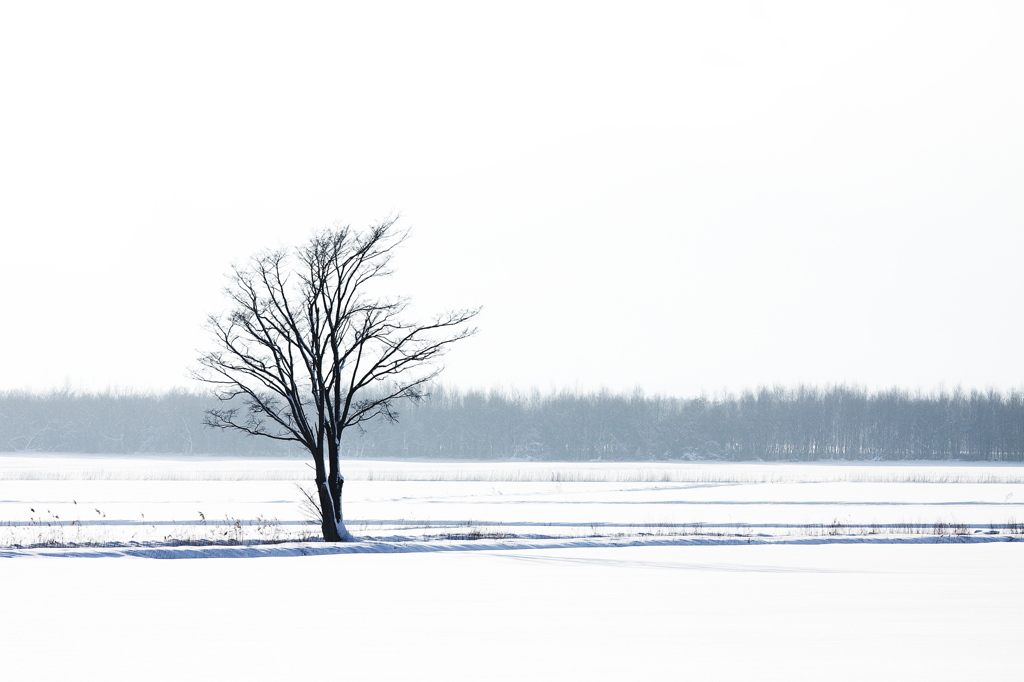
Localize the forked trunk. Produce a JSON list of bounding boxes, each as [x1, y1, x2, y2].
[[317, 478, 353, 542]]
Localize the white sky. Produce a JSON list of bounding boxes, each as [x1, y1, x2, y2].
[[1, 1, 1021, 397]]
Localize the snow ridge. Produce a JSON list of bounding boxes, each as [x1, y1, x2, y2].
[[1, 533, 1016, 560]]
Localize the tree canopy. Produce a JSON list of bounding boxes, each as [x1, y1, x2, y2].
[[194, 219, 478, 540]]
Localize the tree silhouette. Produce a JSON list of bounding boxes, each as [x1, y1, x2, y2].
[[195, 218, 478, 541]]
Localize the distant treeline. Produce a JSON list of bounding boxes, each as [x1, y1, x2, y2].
[[0, 389, 288, 456], [1, 385, 1023, 462]]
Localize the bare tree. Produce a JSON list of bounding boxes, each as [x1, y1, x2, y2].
[[194, 219, 478, 541]]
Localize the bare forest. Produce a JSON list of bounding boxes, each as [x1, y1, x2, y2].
[[2, 385, 1022, 462]]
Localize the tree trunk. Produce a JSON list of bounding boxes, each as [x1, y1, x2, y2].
[[317, 481, 342, 542], [319, 437, 352, 541], [317, 478, 353, 542], [311, 444, 353, 542], [331, 473, 344, 524]]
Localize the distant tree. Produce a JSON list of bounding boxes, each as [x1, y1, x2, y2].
[[194, 219, 478, 541]]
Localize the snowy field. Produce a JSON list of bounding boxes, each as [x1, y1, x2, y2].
[[3, 454, 1023, 548], [2, 454, 1023, 680]]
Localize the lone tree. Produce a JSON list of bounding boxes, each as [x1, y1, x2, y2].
[[195, 219, 478, 541]]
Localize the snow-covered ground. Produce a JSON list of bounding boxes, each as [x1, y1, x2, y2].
[[2, 454, 1023, 680], [2, 454, 1022, 547]]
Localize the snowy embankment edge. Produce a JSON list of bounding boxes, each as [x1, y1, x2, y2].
[[1, 533, 1017, 559]]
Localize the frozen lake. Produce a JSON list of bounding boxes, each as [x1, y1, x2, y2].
[[2, 455, 1023, 680]]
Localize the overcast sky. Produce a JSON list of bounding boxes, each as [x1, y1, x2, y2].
[[1, 2, 1021, 397]]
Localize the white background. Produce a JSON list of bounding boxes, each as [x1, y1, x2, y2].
[[2, 2, 1021, 396]]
